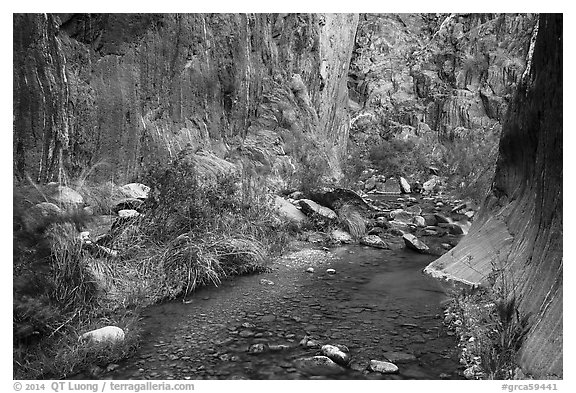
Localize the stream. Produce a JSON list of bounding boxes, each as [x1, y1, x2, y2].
[[99, 238, 463, 380]]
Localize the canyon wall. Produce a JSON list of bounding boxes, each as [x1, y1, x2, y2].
[[13, 13, 359, 186], [348, 13, 537, 176], [425, 14, 562, 378]]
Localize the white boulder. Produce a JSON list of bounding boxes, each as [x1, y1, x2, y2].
[[119, 183, 150, 199], [79, 326, 125, 345], [369, 359, 399, 374]]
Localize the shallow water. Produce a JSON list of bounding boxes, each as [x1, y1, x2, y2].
[[98, 243, 462, 380]]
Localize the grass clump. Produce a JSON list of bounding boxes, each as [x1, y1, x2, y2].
[[337, 203, 367, 239], [13, 213, 139, 379], [114, 147, 289, 300]]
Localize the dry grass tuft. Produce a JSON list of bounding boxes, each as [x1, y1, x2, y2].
[[337, 203, 366, 239]]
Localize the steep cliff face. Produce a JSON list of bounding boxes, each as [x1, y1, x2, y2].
[[425, 14, 562, 378], [13, 13, 358, 185], [348, 13, 536, 145], [13, 14, 71, 183]]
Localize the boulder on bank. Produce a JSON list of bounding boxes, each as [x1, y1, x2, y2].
[[273, 196, 307, 224], [403, 233, 429, 253], [119, 183, 150, 199], [309, 187, 374, 214], [118, 209, 140, 218], [46, 184, 84, 206], [113, 198, 144, 213], [298, 199, 338, 220], [79, 326, 125, 345]]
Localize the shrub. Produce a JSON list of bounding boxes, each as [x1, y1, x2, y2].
[[368, 138, 429, 177], [115, 150, 287, 299], [341, 142, 370, 188], [46, 223, 98, 310]]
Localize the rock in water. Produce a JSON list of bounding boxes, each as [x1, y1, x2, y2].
[[248, 343, 268, 354], [423, 214, 438, 226], [405, 205, 422, 215], [321, 344, 351, 366], [389, 209, 413, 224], [383, 178, 401, 194], [294, 356, 345, 375], [402, 234, 429, 253], [298, 199, 338, 220], [360, 235, 389, 249], [434, 213, 451, 224], [79, 326, 125, 344], [119, 183, 150, 199], [423, 177, 438, 193], [368, 360, 399, 374], [441, 222, 465, 235], [364, 176, 377, 191], [399, 177, 411, 194], [388, 220, 410, 232], [412, 216, 426, 227]]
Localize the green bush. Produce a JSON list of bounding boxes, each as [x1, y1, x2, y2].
[[368, 138, 428, 177]]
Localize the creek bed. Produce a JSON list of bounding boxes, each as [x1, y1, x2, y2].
[[98, 243, 462, 380]]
